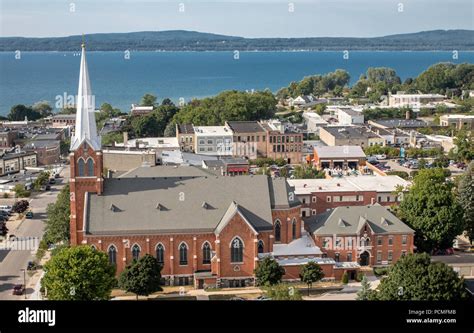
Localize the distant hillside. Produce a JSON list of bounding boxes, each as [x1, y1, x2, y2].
[[1, 30, 473, 51]]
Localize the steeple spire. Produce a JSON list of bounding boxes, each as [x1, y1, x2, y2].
[[70, 40, 101, 151]]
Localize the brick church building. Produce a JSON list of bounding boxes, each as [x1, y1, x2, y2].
[[69, 44, 414, 288]]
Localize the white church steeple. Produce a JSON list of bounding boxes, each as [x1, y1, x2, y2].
[[70, 40, 101, 151]]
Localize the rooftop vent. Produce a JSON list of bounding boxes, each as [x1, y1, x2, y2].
[[156, 203, 166, 211], [110, 204, 120, 212]]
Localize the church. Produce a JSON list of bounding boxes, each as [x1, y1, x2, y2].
[[69, 43, 414, 288]]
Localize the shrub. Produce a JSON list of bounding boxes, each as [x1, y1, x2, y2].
[[356, 272, 365, 282], [386, 171, 409, 180], [3, 193, 9, 198], [341, 272, 349, 284], [373, 266, 389, 276]]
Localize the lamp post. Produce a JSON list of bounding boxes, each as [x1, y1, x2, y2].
[[20, 268, 26, 299]]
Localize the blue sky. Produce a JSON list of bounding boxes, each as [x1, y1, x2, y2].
[[0, 0, 472, 38]]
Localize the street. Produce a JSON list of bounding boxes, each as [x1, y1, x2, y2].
[[0, 167, 69, 300]]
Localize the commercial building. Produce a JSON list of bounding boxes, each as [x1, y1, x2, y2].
[[319, 126, 385, 147], [193, 126, 233, 156], [176, 124, 195, 152], [226, 121, 267, 159], [0, 151, 37, 176], [51, 114, 76, 128], [302, 112, 328, 134], [130, 104, 154, 116], [313, 146, 366, 170], [336, 108, 364, 125], [439, 114, 474, 130], [23, 140, 61, 166], [388, 93, 446, 108], [0, 130, 18, 149], [368, 119, 428, 130], [288, 175, 409, 218], [261, 119, 303, 164]]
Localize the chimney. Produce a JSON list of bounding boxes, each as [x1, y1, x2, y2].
[[405, 110, 410, 120]]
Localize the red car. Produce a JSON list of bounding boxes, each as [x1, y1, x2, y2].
[[12, 284, 24, 296]]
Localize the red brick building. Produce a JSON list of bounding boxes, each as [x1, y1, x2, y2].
[[69, 44, 414, 289], [288, 176, 410, 217]]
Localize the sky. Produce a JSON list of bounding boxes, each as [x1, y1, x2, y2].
[[0, 0, 473, 38]]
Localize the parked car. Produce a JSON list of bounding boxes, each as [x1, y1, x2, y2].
[[49, 178, 56, 184], [0, 205, 12, 213], [40, 185, 51, 191], [229, 297, 245, 301], [54, 173, 61, 178], [25, 211, 33, 219], [375, 154, 387, 160], [12, 284, 24, 296]]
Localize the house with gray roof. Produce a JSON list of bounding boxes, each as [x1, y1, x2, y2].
[[305, 205, 414, 268]]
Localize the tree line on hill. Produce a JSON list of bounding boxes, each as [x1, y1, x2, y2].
[[276, 63, 474, 103]]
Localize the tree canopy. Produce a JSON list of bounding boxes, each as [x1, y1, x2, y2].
[[254, 256, 285, 286], [42, 245, 116, 300], [397, 169, 464, 252], [118, 254, 163, 299], [458, 162, 474, 243], [8, 104, 42, 121], [371, 253, 468, 300], [43, 185, 70, 245]]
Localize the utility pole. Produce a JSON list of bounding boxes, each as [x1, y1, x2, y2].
[[21, 268, 26, 299]]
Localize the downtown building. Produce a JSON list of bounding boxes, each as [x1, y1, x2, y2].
[[69, 44, 414, 288]]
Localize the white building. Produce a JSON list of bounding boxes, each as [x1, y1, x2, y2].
[[336, 108, 364, 125], [303, 112, 328, 134], [388, 93, 446, 110], [193, 126, 233, 156]]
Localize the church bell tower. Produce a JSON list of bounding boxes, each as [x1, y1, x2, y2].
[[69, 41, 103, 246]]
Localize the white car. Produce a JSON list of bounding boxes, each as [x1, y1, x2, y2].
[[375, 154, 386, 160]]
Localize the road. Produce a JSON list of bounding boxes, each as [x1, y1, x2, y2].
[[0, 166, 69, 300]]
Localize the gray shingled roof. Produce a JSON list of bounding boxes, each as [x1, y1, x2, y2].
[[226, 121, 265, 133], [305, 205, 414, 235], [86, 174, 298, 235]]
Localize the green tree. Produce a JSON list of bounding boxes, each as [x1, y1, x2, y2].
[[101, 131, 124, 146], [372, 253, 468, 300], [8, 104, 42, 121], [254, 256, 285, 286], [12, 200, 29, 213], [452, 130, 473, 163], [312, 103, 327, 115], [32, 100, 53, 117], [398, 169, 464, 252], [13, 184, 30, 198], [293, 165, 325, 179], [140, 93, 157, 107], [34, 171, 50, 190], [118, 254, 163, 299], [341, 271, 349, 284], [299, 262, 324, 295], [43, 185, 70, 244], [264, 283, 302, 300], [458, 162, 474, 243], [42, 245, 116, 300], [356, 275, 374, 300]]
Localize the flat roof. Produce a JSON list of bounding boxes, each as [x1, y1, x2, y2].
[[194, 126, 232, 136], [314, 145, 366, 158], [440, 114, 474, 119], [288, 175, 410, 195], [322, 126, 379, 139]]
